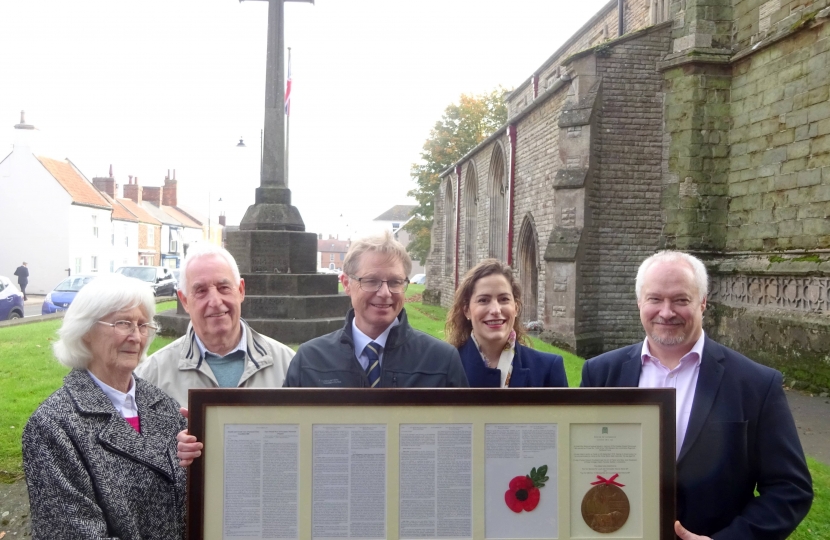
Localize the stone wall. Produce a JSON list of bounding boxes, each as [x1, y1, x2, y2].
[[734, 0, 827, 50], [704, 10, 830, 391], [728, 15, 830, 251], [427, 136, 511, 310], [508, 0, 655, 119], [624, 0, 654, 31], [704, 255, 830, 391], [660, 62, 732, 252], [585, 23, 674, 353], [513, 91, 569, 321]]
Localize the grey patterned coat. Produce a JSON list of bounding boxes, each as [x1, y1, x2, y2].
[[23, 369, 187, 540]]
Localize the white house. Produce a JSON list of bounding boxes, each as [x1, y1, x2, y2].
[[0, 115, 129, 293], [93, 178, 139, 272], [373, 204, 424, 277]]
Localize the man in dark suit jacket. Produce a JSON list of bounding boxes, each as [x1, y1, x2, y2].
[[581, 251, 812, 540], [13, 262, 29, 300]]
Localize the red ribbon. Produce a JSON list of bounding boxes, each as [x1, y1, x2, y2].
[[590, 473, 625, 487]]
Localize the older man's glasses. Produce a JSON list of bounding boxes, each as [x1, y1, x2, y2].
[[97, 320, 159, 337], [351, 277, 409, 294]]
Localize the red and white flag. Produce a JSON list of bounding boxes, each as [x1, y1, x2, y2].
[[284, 54, 292, 116]]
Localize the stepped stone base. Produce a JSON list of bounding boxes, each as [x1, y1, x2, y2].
[[155, 198, 354, 346], [155, 270, 352, 345], [155, 309, 348, 345], [226, 229, 318, 274]]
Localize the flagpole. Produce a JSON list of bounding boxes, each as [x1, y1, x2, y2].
[[285, 46, 292, 188]]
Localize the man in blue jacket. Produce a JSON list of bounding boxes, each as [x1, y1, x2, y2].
[[284, 231, 467, 388], [581, 251, 812, 540]]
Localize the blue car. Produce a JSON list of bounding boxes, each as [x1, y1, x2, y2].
[[42, 274, 97, 315], [0, 275, 24, 320]]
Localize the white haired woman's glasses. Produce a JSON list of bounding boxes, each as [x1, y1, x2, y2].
[[96, 320, 159, 337]]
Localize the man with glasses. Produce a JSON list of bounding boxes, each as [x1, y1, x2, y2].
[[136, 243, 295, 407], [284, 231, 468, 388]]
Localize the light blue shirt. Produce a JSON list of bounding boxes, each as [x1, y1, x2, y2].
[[194, 323, 248, 388], [351, 318, 399, 371]]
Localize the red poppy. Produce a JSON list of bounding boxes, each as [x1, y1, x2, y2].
[[504, 465, 548, 513], [505, 475, 541, 513]]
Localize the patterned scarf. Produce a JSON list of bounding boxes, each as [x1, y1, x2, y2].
[[471, 330, 517, 388]]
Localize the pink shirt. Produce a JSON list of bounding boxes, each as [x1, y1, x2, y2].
[[638, 332, 705, 459]]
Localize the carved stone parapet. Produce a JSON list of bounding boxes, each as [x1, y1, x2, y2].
[[709, 274, 829, 314]]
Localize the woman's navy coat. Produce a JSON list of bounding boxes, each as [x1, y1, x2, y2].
[[458, 338, 568, 387]]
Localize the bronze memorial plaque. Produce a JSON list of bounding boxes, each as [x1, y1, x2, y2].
[[581, 474, 630, 533]]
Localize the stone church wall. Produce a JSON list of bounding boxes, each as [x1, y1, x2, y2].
[[734, 0, 828, 51], [508, 0, 656, 120], [424, 0, 830, 389], [728, 17, 830, 252], [425, 171, 453, 307], [586, 23, 675, 352], [512, 90, 570, 321], [704, 11, 830, 391], [427, 135, 511, 310]]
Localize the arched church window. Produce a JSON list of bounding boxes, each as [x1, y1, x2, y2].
[[488, 143, 507, 261], [444, 178, 456, 276], [464, 164, 478, 272], [517, 215, 539, 323]]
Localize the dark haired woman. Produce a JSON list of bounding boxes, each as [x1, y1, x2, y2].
[[446, 259, 568, 388]]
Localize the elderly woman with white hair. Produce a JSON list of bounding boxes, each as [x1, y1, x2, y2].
[[22, 273, 187, 540]]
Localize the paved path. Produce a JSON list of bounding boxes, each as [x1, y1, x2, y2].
[[786, 388, 830, 466]]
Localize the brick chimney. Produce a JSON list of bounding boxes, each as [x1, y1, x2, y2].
[[143, 186, 163, 207], [92, 177, 116, 198], [123, 176, 142, 204], [162, 173, 177, 207]]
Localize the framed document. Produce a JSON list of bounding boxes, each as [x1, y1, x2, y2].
[[187, 388, 675, 540]]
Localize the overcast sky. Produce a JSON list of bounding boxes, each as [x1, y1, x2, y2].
[[1, 0, 611, 238]]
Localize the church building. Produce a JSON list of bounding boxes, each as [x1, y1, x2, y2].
[[425, 0, 830, 390]]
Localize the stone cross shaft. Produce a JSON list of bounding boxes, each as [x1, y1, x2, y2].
[[247, 0, 310, 187], [239, 0, 312, 232]]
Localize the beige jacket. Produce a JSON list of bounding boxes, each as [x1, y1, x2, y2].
[[136, 320, 294, 406]]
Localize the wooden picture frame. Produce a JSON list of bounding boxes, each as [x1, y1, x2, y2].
[[187, 388, 675, 540]]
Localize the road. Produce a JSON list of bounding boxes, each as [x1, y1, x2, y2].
[[23, 295, 45, 318]]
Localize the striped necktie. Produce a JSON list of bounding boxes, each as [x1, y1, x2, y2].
[[364, 341, 382, 388]]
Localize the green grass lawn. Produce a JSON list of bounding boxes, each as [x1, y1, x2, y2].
[[1, 298, 828, 537]]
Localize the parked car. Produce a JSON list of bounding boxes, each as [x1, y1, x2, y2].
[[115, 266, 177, 296], [41, 274, 98, 315], [0, 275, 24, 320], [410, 273, 426, 285]]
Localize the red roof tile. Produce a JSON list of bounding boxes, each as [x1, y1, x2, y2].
[[118, 198, 161, 225], [37, 157, 111, 209], [98, 192, 138, 222]]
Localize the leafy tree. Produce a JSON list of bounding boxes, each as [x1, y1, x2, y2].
[[405, 88, 508, 265]]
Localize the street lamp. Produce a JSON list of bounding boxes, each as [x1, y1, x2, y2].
[[235, 129, 265, 182]]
